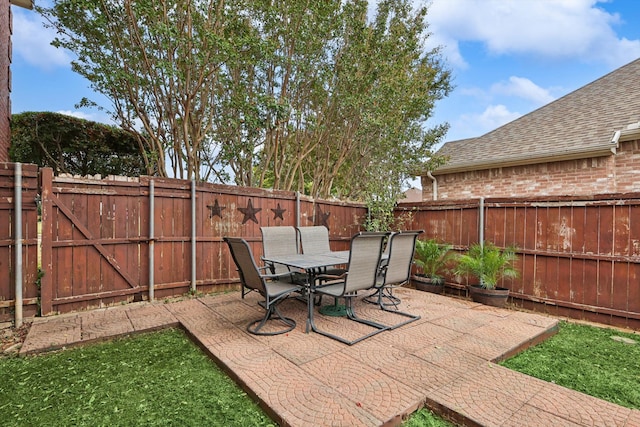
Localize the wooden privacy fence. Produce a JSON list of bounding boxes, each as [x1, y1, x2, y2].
[[2, 162, 640, 331], [400, 194, 640, 330], [37, 168, 365, 316]]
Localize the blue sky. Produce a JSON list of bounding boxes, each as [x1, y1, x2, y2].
[[10, 0, 640, 152]]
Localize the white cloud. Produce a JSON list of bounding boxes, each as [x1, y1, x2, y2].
[[456, 105, 521, 137], [491, 76, 555, 105], [57, 110, 116, 125], [426, 33, 468, 69], [426, 0, 640, 68], [56, 110, 92, 120], [12, 10, 72, 70]]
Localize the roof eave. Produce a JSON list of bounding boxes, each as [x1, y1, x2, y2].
[[432, 146, 617, 176], [10, 0, 33, 9]]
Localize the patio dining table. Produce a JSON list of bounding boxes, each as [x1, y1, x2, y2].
[[261, 251, 350, 334]]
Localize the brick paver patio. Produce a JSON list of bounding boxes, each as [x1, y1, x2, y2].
[[20, 289, 640, 426]]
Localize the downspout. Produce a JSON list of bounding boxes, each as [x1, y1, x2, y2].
[[295, 192, 301, 253], [148, 180, 155, 301], [15, 163, 23, 328], [191, 180, 196, 293], [295, 192, 301, 229], [479, 197, 485, 248], [479, 197, 485, 287], [426, 171, 438, 201]]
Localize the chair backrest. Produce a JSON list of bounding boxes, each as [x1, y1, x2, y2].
[[261, 226, 298, 274], [297, 226, 331, 254], [344, 232, 388, 294], [224, 237, 266, 295], [383, 230, 424, 286]]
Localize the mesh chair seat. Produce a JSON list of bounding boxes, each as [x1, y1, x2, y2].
[[297, 226, 332, 254], [310, 232, 390, 345], [298, 225, 346, 276], [365, 230, 423, 329], [261, 226, 299, 275], [225, 237, 302, 335], [261, 226, 308, 285]]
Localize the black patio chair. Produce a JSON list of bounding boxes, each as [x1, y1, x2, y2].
[[224, 237, 302, 336]]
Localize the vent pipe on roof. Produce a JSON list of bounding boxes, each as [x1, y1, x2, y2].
[[427, 171, 438, 201]]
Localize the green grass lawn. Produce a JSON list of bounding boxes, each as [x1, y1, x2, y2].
[[0, 327, 450, 426], [0, 329, 274, 427], [4, 321, 636, 427], [500, 321, 640, 410]]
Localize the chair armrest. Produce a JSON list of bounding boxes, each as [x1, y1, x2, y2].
[[260, 270, 296, 281], [315, 272, 347, 287], [260, 258, 276, 274], [316, 272, 346, 281]]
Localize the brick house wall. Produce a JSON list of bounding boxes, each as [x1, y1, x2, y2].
[[0, 0, 10, 162], [422, 139, 640, 200]]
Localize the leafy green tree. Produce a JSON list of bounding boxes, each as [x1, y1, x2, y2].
[[38, 0, 253, 180], [10, 111, 146, 177], [243, 0, 451, 201], [38, 0, 451, 203]]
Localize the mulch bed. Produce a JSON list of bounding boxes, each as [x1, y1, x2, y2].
[[1, 322, 31, 355]]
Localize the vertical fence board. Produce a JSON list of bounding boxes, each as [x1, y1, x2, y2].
[[584, 205, 599, 254], [599, 205, 614, 255], [487, 206, 506, 246], [631, 205, 640, 257], [598, 260, 613, 309], [614, 205, 631, 257], [628, 262, 640, 313], [572, 206, 585, 254], [582, 259, 598, 307]]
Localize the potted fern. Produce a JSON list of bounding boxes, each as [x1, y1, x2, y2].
[[412, 239, 455, 294], [454, 241, 519, 307]]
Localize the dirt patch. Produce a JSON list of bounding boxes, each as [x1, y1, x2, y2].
[[1, 322, 32, 356]]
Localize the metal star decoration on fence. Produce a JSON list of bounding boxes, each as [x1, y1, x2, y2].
[[238, 199, 261, 224], [271, 203, 286, 220], [308, 205, 330, 229], [207, 199, 226, 219]]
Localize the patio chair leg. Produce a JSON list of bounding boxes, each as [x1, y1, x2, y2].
[[344, 296, 388, 329], [364, 288, 420, 329], [363, 288, 401, 309], [247, 304, 296, 336], [378, 299, 421, 330]]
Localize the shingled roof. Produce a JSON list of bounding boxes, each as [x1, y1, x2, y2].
[[434, 58, 640, 174]]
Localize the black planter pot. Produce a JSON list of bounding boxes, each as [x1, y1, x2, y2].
[[468, 285, 509, 307], [412, 275, 444, 294]]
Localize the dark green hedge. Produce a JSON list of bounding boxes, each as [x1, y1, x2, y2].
[[10, 112, 146, 177]]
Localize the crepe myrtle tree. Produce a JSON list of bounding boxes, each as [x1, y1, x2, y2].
[[252, 0, 452, 200], [38, 0, 257, 180], [39, 0, 451, 199]]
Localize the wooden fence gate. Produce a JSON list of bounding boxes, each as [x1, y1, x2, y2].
[[38, 169, 366, 315]]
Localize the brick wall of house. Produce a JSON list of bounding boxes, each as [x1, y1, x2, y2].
[[0, 0, 11, 162], [422, 139, 640, 200]]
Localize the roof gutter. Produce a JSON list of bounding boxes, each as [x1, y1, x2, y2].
[[618, 122, 640, 142], [433, 145, 617, 175]]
